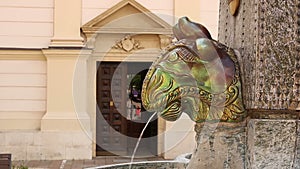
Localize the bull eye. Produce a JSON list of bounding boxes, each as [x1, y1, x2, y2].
[[168, 53, 178, 62], [168, 101, 180, 112]]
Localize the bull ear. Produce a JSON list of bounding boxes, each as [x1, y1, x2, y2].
[[196, 38, 220, 62], [173, 47, 197, 63], [170, 40, 208, 64]]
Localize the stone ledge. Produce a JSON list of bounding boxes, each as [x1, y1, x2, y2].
[[248, 110, 299, 120], [0, 131, 92, 160]]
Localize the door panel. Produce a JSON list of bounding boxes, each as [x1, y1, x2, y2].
[[96, 62, 127, 155]]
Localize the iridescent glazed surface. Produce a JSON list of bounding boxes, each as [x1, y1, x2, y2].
[[141, 17, 246, 122]]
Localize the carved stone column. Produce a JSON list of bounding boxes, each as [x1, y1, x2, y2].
[[49, 0, 84, 47], [41, 49, 91, 131], [218, 0, 300, 168], [219, 0, 299, 110]]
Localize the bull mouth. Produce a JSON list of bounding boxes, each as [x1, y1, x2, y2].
[[159, 100, 182, 121], [142, 82, 202, 121]]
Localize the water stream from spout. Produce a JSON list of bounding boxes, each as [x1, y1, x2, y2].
[[129, 112, 157, 169]]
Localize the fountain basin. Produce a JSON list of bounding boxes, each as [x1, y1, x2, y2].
[[85, 153, 192, 169], [85, 160, 189, 169]]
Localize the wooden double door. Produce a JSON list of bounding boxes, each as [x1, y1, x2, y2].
[[96, 62, 157, 156]]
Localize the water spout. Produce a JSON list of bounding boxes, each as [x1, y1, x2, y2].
[[129, 112, 157, 169]]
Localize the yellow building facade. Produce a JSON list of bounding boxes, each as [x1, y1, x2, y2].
[[0, 0, 219, 160]]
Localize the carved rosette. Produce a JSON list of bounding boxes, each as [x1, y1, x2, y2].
[[159, 35, 173, 49], [112, 35, 144, 52]]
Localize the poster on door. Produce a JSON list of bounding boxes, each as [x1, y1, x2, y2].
[[127, 100, 142, 121]]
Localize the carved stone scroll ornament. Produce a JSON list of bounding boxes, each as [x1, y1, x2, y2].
[[141, 17, 246, 122], [112, 35, 143, 52]]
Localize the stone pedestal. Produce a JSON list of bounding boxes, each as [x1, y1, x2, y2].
[[187, 121, 247, 169], [247, 119, 298, 168], [246, 111, 299, 168], [217, 0, 300, 168]]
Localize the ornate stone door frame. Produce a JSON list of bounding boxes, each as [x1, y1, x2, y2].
[[81, 0, 172, 157]]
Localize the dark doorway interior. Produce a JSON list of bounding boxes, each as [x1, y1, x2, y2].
[[96, 62, 158, 157]]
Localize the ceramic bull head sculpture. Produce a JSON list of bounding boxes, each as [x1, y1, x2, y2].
[[141, 17, 246, 123]]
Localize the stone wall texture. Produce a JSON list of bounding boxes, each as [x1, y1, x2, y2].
[[218, 0, 300, 168], [218, 0, 300, 110], [296, 121, 300, 169], [188, 122, 247, 169], [247, 119, 298, 169]]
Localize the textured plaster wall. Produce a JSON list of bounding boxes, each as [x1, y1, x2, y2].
[[0, 60, 46, 130], [0, 0, 53, 48], [82, 0, 174, 25]]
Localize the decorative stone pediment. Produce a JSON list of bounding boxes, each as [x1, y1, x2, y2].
[[81, 0, 172, 35], [81, 0, 173, 53]]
